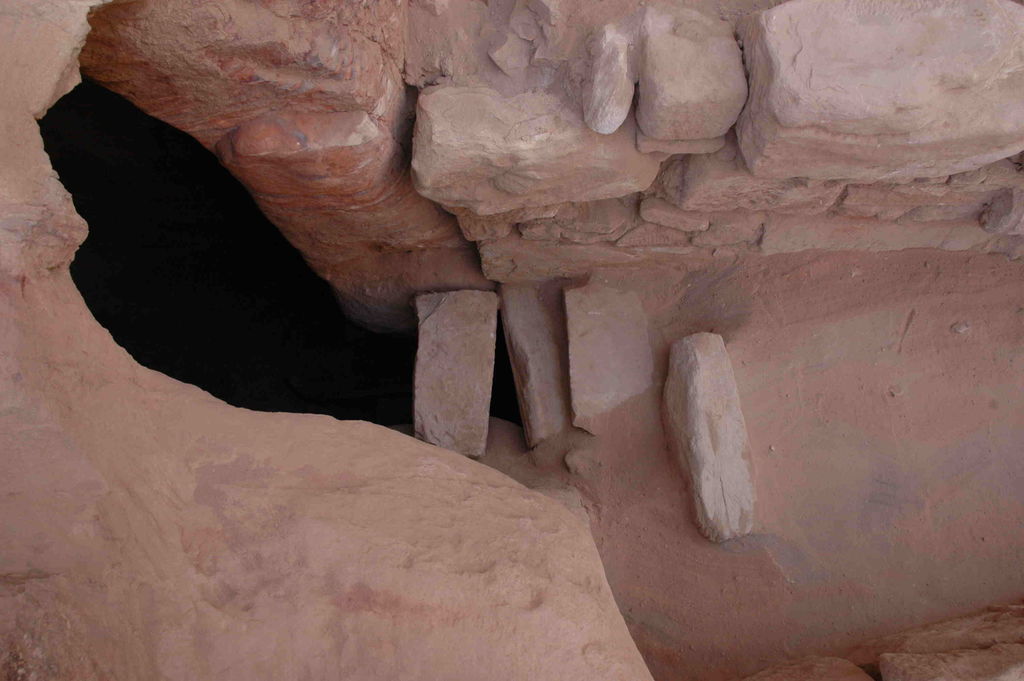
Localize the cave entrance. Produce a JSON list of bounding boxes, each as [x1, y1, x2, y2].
[[40, 80, 521, 430]]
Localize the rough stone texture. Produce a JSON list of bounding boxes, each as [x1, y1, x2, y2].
[[414, 290, 499, 458], [519, 197, 638, 244], [1, 7, 657, 681], [737, 0, 1024, 181], [659, 141, 845, 215], [740, 657, 873, 681], [879, 644, 1024, 681], [412, 86, 661, 215], [637, 6, 747, 145], [982, 189, 1024, 235], [637, 132, 726, 156], [583, 25, 634, 135], [848, 605, 1024, 665], [564, 281, 654, 433], [663, 333, 755, 543], [640, 197, 712, 232], [500, 283, 574, 448], [80, 0, 483, 332]]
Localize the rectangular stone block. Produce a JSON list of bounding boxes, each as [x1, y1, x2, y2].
[[737, 0, 1024, 181], [564, 282, 653, 433], [499, 283, 572, 448], [414, 290, 498, 458], [663, 333, 754, 542]]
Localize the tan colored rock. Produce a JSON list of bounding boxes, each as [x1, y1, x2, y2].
[[982, 189, 1024, 235], [583, 25, 634, 135], [837, 182, 1001, 223], [660, 142, 844, 215], [848, 605, 1024, 665], [880, 644, 1024, 681], [500, 284, 573, 448], [637, 6, 747, 145], [636, 132, 726, 156], [740, 657, 873, 681], [691, 212, 764, 247], [663, 333, 755, 542], [414, 290, 499, 458], [737, 0, 1024, 181], [480, 235, 646, 282], [564, 282, 654, 432], [639, 197, 711, 232], [616, 222, 693, 248], [519, 197, 637, 244], [412, 86, 661, 215]]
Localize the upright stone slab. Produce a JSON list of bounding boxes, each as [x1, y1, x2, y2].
[[564, 282, 653, 432], [500, 284, 573, 448], [414, 290, 498, 458], [880, 644, 1024, 681], [663, 333, 754, 542]]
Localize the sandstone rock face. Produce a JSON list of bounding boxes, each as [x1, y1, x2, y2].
[[500, 284, 573, 448], [2, 6, 658, 680], [740, 657, 874, 681], [564, 282, 653, 433], [80, 0, 477, 332], [879, 644, 1024, 681], [663, 333, 754, 543], [414, 290, 499, 458], [636, 6, 747, 147], [737, 0, 1024, 181], [412, 86, 661, 215], [659, 141, 844, 215], [848, 605, 1024, 665]]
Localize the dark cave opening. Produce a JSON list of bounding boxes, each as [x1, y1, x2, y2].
[[40, 80, 521, 429]]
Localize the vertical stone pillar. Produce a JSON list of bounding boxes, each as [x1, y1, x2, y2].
[[413, 290, 498, 458], [499, 283, 572, 448]]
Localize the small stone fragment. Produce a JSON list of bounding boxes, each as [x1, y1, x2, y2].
[[639, 197, 710, 232], [636, 132, 725, 156], [564, 282, 654, 432], [500, 284, 573, 448], [636, 6, 747, 144], [981, 189, 1024, 235], [583, 26, 634, 135], [663, 333, 754, 542], [616, 222, 692, 248], [414, 290, 499, 458], [879, 643, 1024, 681], [739, 657, 873, 681]]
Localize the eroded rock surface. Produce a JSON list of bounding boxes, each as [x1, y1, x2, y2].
[[414, 290, 498, 458], [740, 657, 874, 681], [737, 0, 1024, 181], [880, 644, 1024, 681]]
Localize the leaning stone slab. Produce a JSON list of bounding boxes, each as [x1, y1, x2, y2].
[[880, 644, 1024, 681], [414, 290, 498, 458], [583, 25, 634, 135], [564, 282, 653, 433], [412, 85, 661, 215], [739, 657, 873, 681], [500, 284, 573, 448], [737, 0, 1024, 181], [663, 333, 754, 542]]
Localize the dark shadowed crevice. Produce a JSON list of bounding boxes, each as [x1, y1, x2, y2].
[[40, 80, 416, 424], [39, 79, 523, 429]]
